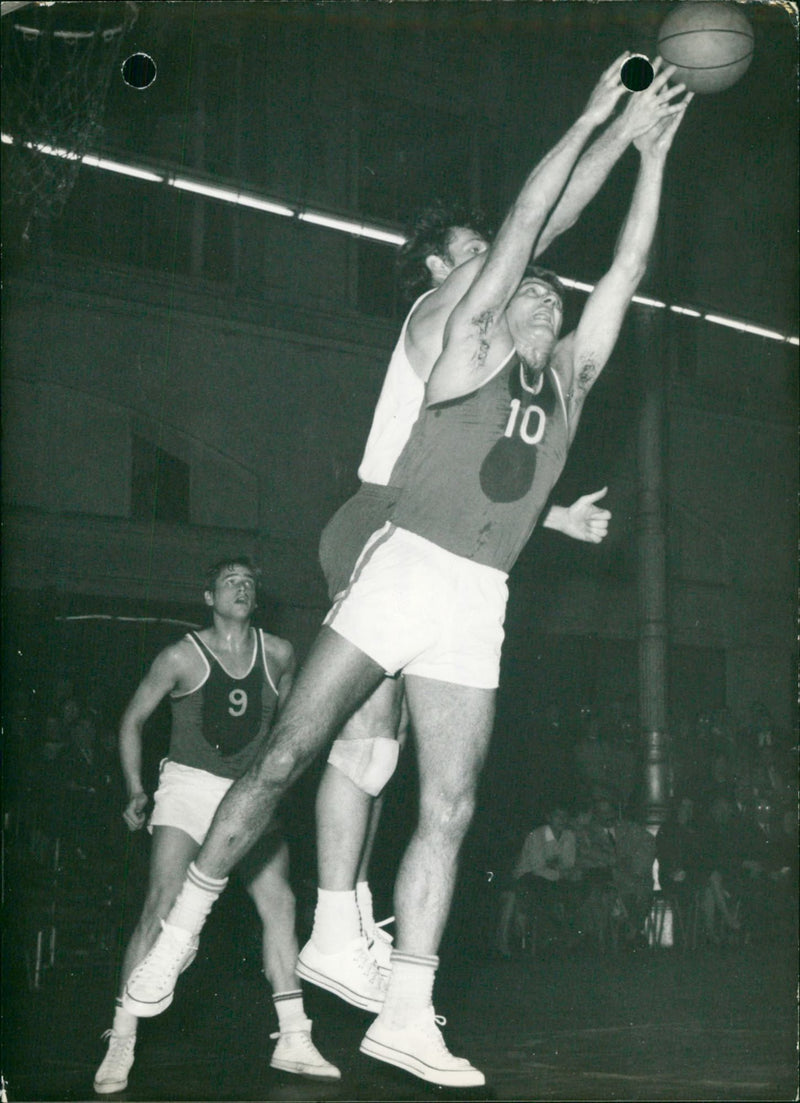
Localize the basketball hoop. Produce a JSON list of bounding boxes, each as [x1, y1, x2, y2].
[[1, 1, 138, 229]]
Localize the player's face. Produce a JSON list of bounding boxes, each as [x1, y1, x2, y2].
[[207, 565, 257, 616], [507, 278, 564, 349], [444, 227, 489, 269]]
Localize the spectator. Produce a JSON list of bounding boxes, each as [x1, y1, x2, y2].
[[575, 796, 655, 948], [697, 796, 746, 944], [496, 805, 579, 955], [655, 796, 701, 907]]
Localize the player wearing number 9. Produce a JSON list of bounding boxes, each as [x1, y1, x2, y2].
[[93, 557, 340, 1095]]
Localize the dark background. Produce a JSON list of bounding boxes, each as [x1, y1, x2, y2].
[[2, 0, 797, 957]]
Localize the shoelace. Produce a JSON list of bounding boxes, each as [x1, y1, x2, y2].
[[269, 1027, 312, 1042], [98, 1030, 135, 1070], [372, 916, 395, 945], [131, 923, 192, 987], [269, 1027, 325, 1058], [355, 942, 386, 987], [425, 1012, 473, 1065]]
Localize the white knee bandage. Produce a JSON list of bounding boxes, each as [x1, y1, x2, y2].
[[327, 736, 400, 797]]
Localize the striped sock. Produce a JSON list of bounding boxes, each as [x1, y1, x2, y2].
[[168, 862, 228, 934], [272, 989, 307, 1031], [380, 951, 438, 1027]]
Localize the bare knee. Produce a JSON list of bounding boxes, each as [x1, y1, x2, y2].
[[419, 785, 477, 844], [138, 880, 182, 933]]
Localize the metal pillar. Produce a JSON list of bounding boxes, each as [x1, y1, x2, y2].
[[635, 305, 670, 826]]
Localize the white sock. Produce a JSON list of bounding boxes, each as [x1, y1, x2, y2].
[[273, 988, 307, 1031], [113, 998, 137, 1037], [168, 862, 228, 934], [380, 951, 438, 1028], [310, 888, 361, 953], [356, 880, 375, 933]]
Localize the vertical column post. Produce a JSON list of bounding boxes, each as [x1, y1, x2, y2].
[[636, 305, 670, 826]]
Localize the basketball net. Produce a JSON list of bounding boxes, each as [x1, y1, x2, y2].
[[1, 1, 138, 231]]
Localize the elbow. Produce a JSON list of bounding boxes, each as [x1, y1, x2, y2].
[[615, 251, 648, 288]]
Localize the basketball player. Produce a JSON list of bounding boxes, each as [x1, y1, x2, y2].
[[93, 558, 338, 1094], [301, 54, 685, 1009], [122, 58, 690, 1087]]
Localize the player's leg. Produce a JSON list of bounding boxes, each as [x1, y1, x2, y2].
[[245, 836, 340, 1081], [199, 628, 386, 879], [124, 629, 386, 1017], [390, 676, 495, 954], [95, 826, 198, 1093], [360, 677, 494, 1088], [298, 677, 403, 1008], [355, 691, 410, 956]]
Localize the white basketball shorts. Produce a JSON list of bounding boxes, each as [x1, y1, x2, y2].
[[148, 759, 232, 845], [324, 523, 508, 689]]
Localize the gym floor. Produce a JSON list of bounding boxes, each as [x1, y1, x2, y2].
[[3, 904, 796, 1102]]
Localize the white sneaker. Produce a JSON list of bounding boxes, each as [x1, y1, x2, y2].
[[122, 921, 199, 1017], [366, 916, 394, 978], [360, 1008, 485, 1088], [93, 1029, 136, 1094], [269, 1018, 341, 1080], [297, 936, 387, 1012]]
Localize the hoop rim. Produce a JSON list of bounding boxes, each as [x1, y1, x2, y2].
[[6, 0, 137, 40]]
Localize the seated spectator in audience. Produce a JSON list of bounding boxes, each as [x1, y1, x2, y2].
[[656, 796, 701, 906], [574, 795, 620, 948], [734, 795, 797, 943], [697, 795, 746, 943], [575, 795, 618, 879], [575, 795, 655, 947], [496, 805, 579, 956], [612, 808, 656, 944]]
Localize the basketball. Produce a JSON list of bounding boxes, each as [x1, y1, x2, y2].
[[657, 2, 754, 94]]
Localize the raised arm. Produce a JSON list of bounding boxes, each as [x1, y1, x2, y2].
[[119, 646, 183, 831], [534, 59, 686, 257], [426, 57, 631, 404], [561, 97, 692, 435], [455, 57, 630, 329]]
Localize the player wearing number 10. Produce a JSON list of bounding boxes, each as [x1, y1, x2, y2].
[[93, 558, 339, 1094]]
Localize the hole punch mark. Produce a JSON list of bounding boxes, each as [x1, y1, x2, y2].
[[621, 55, 654, 92], [122, 52, 156, 90]]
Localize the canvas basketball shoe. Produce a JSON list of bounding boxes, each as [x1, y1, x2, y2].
[[122, 920, 198, 1017], [269, 1019, 341, 1080], [360, 1007, 485, 1088], [93, 1029, 137, 1094], [297, 935, 387, 1012]]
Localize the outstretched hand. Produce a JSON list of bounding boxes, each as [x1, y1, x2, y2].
[[123, 791, 149, 832], [634, 88, 693, 158], [562, 486, 612, 543], [582, 52, 632, 128], [620, 57, 689, 142]]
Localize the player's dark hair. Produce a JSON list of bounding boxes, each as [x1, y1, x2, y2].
[[396, 201, 494, 301], [204, 556, 261, 594], [521, 263, 567, 303]]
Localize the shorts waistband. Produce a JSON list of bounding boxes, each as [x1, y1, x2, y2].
[[392, 525, 509, 582]]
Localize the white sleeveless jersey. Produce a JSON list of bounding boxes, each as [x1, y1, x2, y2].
[[357, 290, 435, 485]]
